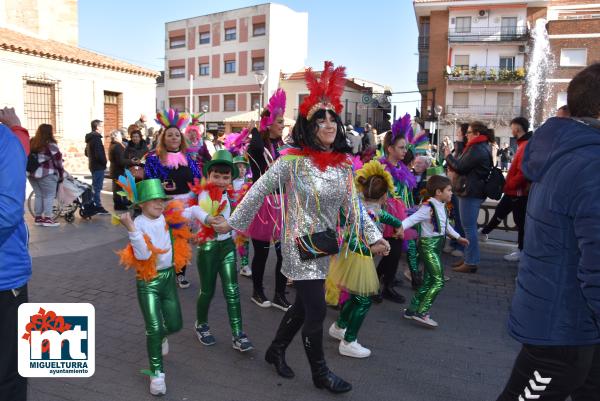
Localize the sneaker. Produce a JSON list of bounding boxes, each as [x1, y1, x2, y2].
[[478, 228, 489, 242], [95, 206, 110, 215], [328, 322, 346, 341], [451, 249, 464, 257], [42, 217, 60, 227], [176, 274, 190, 289], [240, 265, 252, 277], [272, 292, 291, 311], [443, 243, 454, 254], [195, 323, 216, 346], [149, 371, 166, 396], [232, 333, 254, 352], [251, 290, 272, 308], [413, 313, 439, 328], [403, 309, 416, 320], [504, 251, 521, 262], [339, 340, 371, 358], [161, 338, 169, 356], [34, 216, 43, 226]]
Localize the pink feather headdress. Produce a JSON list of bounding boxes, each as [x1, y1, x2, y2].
[[155, 108, 190, 131], [260, 88, 286, 131]]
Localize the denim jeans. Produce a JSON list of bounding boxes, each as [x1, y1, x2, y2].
[[28, 174, 58, 217], [458, 196, 484, 265], [91, 170, 105, 207]]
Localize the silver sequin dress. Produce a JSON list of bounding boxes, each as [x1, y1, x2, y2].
[[228, 154, 382, 281]]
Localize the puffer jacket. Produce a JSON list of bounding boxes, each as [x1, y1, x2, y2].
[[445, 139, 492, 199]]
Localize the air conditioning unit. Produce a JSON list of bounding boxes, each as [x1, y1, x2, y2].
[[478, 9, 488, 18], [518, 45, 527, 53]]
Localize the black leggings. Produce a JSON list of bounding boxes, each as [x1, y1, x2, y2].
[[482, 195, 527, 250], [251, 239, 285, 295], [285, 279, 327, 338], [376, 237, 403, 287]]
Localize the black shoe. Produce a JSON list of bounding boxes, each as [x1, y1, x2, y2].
[[313, 370, 352, 393], [95, 206, 110, 215], [251, 290, 272, 308], [265, 345, 294, 378], [370, 292, 383, 304], [382, 286, 406, 303], [411, 273, 423, 290], [303, 331, 352, 394], [272, 292, 291, 311]]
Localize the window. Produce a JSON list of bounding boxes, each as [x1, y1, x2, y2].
[[345, 112, 353, 125], [454, 55, 470, 71], [501, 17, 518, 36], [556, 92, 567, 109], [499, 56, 515, 70], [453, 92, 469, 107], [225, 27, 236, 41], [24, 80, 58, 135], [169, 36, 185, 49], [251, 57, 265, 71], [169, 97, 185, 110], [199, 63, 209, 76], [253, 23, 266, 36], [199, 31, 210, 44], [497, 92, 514, 114], [169, 67, 185, 78], [419, 53, 429, 71], [199, 96, 210, 112], [250, 93, 261, 110], [455, 17, 471, 33], [224, 60, 236, 73], [224, 95, 236, 111], [560, 49, 587, 67]]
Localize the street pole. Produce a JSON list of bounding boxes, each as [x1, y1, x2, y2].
[[189, 74, 194, 114]]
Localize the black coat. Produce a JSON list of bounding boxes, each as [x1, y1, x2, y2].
[[124, 141, 148, 162], [108, 141, 129, 179], [85, 132, 107, 171], [446, 141, 491, 199]]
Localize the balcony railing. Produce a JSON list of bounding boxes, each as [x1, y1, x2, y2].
[[418, 35, 429, 51], [417, 71, 428, 85], [448, 26, 528, 42], [446, 105, 522, 118], [446, 66, 526, 83]]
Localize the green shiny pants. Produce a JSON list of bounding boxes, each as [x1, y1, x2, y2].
[[336, 295, 372, 342], [136, 267, 182, 373], [407, 239, 420, 275], [408, 236, 444, 314], [196, 238, 243, 336]]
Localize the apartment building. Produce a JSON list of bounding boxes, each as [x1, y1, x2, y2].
[[163, 3, 308, 133]]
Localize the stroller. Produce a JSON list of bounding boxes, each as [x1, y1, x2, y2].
[[56, 173, 97, 221]]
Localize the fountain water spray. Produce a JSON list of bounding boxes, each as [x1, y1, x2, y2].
[[526, 19, 556, 130]]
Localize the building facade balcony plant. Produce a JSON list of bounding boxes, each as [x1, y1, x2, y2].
[[445, 66, 526, 83]]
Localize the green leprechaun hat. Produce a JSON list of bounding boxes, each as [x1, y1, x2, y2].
[[426, 165, 445, 178], [203, 149, 239, 179], [135, 178, 169, 204], [232, 155, 249, 166]]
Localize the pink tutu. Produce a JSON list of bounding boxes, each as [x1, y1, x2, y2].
[[243, 194, 284, 242], [384, 197, 418, 240]]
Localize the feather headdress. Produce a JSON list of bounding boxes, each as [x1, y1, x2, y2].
[[155, 108, 190, 131], [355, 160, 396, 196], [260, 88, 286, 131], [224, 128, 251, 156], [115, 169, 138, 204], [299, 61, 346, 120], [391, 113, 429, 152]]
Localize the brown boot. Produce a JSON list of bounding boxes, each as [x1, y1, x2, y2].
[[452, 263, 478, 273], [451, 259, 465, 268]]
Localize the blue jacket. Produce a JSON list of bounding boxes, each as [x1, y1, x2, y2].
[[0, 125, 31, 291], [508, 117, 600, 345]]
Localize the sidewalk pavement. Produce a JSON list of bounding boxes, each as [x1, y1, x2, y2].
[[24, 190, 522, 401]]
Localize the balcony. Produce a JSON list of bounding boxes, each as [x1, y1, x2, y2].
[[418, 35, 429, 51], [445, 105, 522, 119], [417, 71, 428, 85], [448, 26, 528, 42], [445, 66, 526, 84]]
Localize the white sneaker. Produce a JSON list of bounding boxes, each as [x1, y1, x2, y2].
[[339, 340, 371, 358], [443, 244, 453, 254], [478, 228, 488, 242], [413, 313, 439, 328], [149, 371, 166, 396], [328, 322, 346, 341], [161, 338, 169, 356], [504, 251, 521, 262], [240, 266, 252, 277], [451, 249, 464, 257]]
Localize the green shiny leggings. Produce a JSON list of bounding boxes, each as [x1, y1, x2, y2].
[[407, 239, 420, 274], [408, 236, 445, 314], [136, 267, 182, 373], [196, 239, 243, 336], [336, 295, 372, 342]]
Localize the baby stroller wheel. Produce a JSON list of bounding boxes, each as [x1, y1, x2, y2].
[[64, 212, 76, 223]]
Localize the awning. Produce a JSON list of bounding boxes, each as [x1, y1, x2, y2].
[[223, 111, 295, 126]]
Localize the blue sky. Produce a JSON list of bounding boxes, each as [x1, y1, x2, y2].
[[79, 0, 420, 115]]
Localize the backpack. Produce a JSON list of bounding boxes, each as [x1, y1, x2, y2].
[[26, 152, 40, 174], [484, 166, 505, 200]]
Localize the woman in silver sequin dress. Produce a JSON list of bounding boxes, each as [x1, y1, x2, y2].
[[214, 61, 390, 394]]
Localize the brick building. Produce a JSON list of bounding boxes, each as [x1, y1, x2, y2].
[[163, 3, 308, 134], [413, 0, 600, 145]]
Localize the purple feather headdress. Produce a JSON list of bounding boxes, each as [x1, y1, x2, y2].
[[224, 128, 251, 156], [260, 88, 286, 132], [391, 113, 413, 143], [155, 108, 189, 131]]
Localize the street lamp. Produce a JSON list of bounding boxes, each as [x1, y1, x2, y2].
[[254, 102, 260, 122], [434, 105, 443, 162], [254, 71, 267, 111], [201, 104, 208, 139]]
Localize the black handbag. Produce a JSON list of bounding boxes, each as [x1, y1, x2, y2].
[[296, 229, 339, 260]]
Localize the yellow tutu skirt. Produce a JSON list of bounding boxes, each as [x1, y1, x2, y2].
[[327, 248, 379, 296]]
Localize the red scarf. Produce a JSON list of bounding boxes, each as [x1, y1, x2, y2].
[[463, 135, 488, 152], [284, 147, 350, 171]]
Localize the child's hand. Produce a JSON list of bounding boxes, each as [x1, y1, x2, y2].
[[370, 239, 391, 256], [212, 219, 233, 234], [393, 226, 404, 239], [206, 215, 224, 225], [119, 212, 136, 232], [457, 237, 470, 246]]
